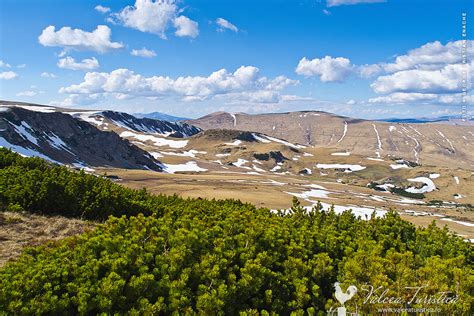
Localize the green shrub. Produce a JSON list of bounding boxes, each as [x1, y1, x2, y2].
[[0, 148, 472, 314]]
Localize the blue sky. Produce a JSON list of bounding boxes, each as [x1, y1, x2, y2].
[[0, 0, 472, 119]]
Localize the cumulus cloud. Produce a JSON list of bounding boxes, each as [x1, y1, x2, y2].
[[361, 40, 474, 107], [216, 18, 238, 32], [59, 66, 297, 105], [295, 56, 353, 82], [369, 92, 439, 104], [57, 56, 100, 70], [112, 0, 198, 39], [371, 63, 471, 94], [38, 25, 123, 53], [41, 72, 57, 78], [358, 64, 383, 78], [95, 5, 111, 13], [173, 16, 199, 38], [131, 47, 157, 58], [292, 40, 472, 107], [0, 71, 18, 80], [382, 40, 473, 73], [327, 0, 386, 7]]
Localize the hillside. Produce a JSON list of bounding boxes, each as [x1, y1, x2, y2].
[[0, 149, 472, 314], [187, 111, 474, 169], [0, 102, 201, 171], [0, 101, 472, 237]]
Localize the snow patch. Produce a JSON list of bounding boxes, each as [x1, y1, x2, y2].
[[11, 121, 39, 146], [163, 161, 207, 173], [316, 163, 366, 172], [225, 139, 242, 146], [440, 218, 474, 227], [2, 104, 56, 113], [264, 135, 306, 149], [120, 131, 188, 148], [286, 189, 331, 199], [390, 164, 410, 169], [251, 133, 271, 143], [0, 137, 59, 163], [405, 177, 436, 194], [367, 157, 384, 162], [336, 121, 348, 143]]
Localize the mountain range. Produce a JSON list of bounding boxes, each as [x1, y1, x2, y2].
[[187, 111, 474, 169], [0, 100, 473, 239]]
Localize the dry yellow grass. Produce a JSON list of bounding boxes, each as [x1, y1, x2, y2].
[[0, 212, 95, 267], [98, 167, 473, 239]]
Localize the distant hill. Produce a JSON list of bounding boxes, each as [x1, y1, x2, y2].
[[187, 111, 474, 168], [134, 111, 188, 122]]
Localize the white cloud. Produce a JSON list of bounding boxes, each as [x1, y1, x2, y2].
[[382, 40, 473, 73], [369, 92, 472, 105], [59, 66, 297, 105], [0, 71, 18, 80], [371, 62, 472, 94], [131, 47, 157, 58], [38, 25, 123, 53], [369, 41, 474, 105], [295, 56, 353, 82], [17, 64, 26, 69], [57, 56, 100, 70], [358, 64, 383, 78], [173, 16, 199, 38], [0, 60, 11, 68], [322, 9, 331, 15], [16, 90, 38, 97], [362, 40, 474, 106], [369, 92, 439, 104], [95, 5, 111, 13], [114, 0, 177, 37], [113, 0, 198, 39], [41, 72, 58, 78], [327, 0, 386, 7], [346, 99, 356, 105], [216, 18, 238, 32], [292, 40, 472, 107]]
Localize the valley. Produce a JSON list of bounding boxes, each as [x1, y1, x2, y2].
[[1, 101, 473, 240]]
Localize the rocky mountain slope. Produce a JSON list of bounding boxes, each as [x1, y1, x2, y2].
[[71, 110, 199, 137], [0, 104, 164, 171], [187, 111, 474, 168]]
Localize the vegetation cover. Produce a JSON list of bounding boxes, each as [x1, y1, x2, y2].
[[0, 148, 472, 314]]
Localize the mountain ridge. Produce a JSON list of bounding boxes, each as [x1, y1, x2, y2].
[[187, 111, 474, 168]]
